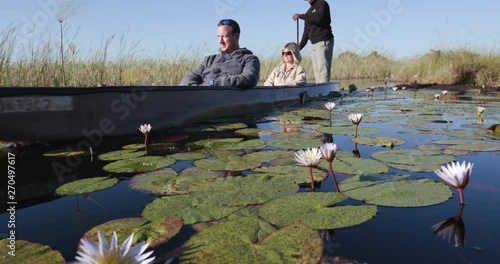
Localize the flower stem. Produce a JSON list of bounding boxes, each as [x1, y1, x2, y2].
[[328, 162, 340, 192], [354, 124, 359, 138], [308, 166, 315, 191], [329, 111, 332, 127], [457, 188, 465, 205], [144, 134, 148, 146]]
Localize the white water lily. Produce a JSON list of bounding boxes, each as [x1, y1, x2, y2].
[[292, 148, 323, 191], [442, 90, 448, 95], [347, 113, 363, 125], [477, 106, 485, 116], [434, 94, 440, 99], [320, 143, 337, 162], [401, 86, 406, 90], [76, 231, 155, 264], [434, 161, 473, 204], [139, 124, 152, 135], [292, 148, 322, 167], [392, 87, 398, 92], [324, 102, 336, 111]]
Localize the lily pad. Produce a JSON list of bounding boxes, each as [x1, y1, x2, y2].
[[259, 192, 377, 229], [371, 149, 455, 172], [193, 153, 262, 171], [217, 139, 266, 150], [0, 240, 65, 263], [186, 138, 243, 149], [243, 150, 295, 164], [318, 154, 389, 175], [83, 215, 183, 247], [180, 216, 323, 264], [121, 143, 146, 150], [43, 149, 85, 157], [235, 128, 261, 137], [352, 137, 406, 147], [316, 125, 383, 136], [166, 151, 209, 161], [142, 194, 242, 224], [103, 156, 176, 173], [253, 165, 328, 184], [266, 132, 322, 149], [211, 122, 248, 131], [431, 139, 500, 152], [98, 149, 145, 161], [339, 173, 452, 207], [186, 174, 299, 206], [130, 167, 220, 195], [55, 177, 118, 195]]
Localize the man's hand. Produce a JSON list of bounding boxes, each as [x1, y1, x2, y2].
[[292, 14, 301, 21]]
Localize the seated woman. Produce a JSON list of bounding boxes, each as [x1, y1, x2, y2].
[[264, 42, 306, 86]]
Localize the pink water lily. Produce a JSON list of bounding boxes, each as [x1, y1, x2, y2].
[[292, 148, 322, 190], [434, 161, 473, 204], [320, 143, 340, 192]]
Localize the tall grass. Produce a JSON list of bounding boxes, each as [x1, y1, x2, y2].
[[1, 26, 499, 87]]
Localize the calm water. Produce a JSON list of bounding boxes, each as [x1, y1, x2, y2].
[[1, 85, 499, 264]]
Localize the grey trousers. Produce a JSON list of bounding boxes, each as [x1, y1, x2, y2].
[[311, 38, 334, 83]]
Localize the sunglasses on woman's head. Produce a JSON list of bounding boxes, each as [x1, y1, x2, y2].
[[282, 51, 292, 56]]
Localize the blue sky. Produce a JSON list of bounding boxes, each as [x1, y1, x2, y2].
[[1, 0, 499, 60]]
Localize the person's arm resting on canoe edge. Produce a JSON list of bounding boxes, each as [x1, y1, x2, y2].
[[179, 57, 208, 86]]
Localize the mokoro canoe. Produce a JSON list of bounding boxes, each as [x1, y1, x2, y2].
[[0, 82, 339, 141]]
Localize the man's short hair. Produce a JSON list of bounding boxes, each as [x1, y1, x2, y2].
[[218, 19, 241, 34]]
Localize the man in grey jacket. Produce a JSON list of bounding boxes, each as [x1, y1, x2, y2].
[[180, 19, 260, 88]]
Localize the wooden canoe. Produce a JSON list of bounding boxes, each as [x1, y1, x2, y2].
[[0, 82, 339, 141]]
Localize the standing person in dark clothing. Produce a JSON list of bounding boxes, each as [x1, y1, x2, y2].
[[180, 19, 260, 88], [293, 0, 334, 83]]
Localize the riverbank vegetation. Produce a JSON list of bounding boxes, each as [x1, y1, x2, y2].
[[1, 26, 499, 87]]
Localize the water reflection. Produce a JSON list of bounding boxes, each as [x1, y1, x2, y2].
[[352, 142, 361, 158], [432, 204, 466, 247]]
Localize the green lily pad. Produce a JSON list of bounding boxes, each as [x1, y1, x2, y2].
[[130, 167, 220, 195], [166, 151, 209, 161], [318, 153, 389, 175], [98, 149, 145, 161], [211, 122, 248, 131], [243, 150, 295, 164], [180, 216, 323, 264], [371, 149, 455, 171], [217, 139, 266, 150], [431, 139, 500, 152], [259, 192, 377, 229], [122, 143, 146, 150], [103, 156, 176, 173], [235, 128, 261, 137], [186, 174, 299, 206], [142, 194, 242, 224], [0, 240, 65, 263], [253, 165, 328, 184], [193, 153, 262, 171], [186, 138, 243, 149], [55, 177, 118, 195], [43, 149, 85, 157], [339, 173, 452, 207], [266, 133, 322, 149], [316, 125, 383, 136], [83, 215, 183, 247], [352, 137, 406, 147]]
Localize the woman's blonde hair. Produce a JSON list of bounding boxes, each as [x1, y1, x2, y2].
[[282, 42, 302, 65]]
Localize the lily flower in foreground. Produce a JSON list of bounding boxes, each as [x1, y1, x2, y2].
[[76, 231, 155, 264], [292, 148, 323, 191], [320, 143, 340, 192], [324, 102, 336, 127], [477, 106, 485, 116], [347, 113, 363, 138], [433, 161, 473, 204], [139, 124, 152, 146]]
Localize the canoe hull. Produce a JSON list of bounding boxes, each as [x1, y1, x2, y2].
[[0, 82, 339, 141]]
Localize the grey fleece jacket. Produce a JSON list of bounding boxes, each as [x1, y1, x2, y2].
[[179, 48, 260, 88]]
